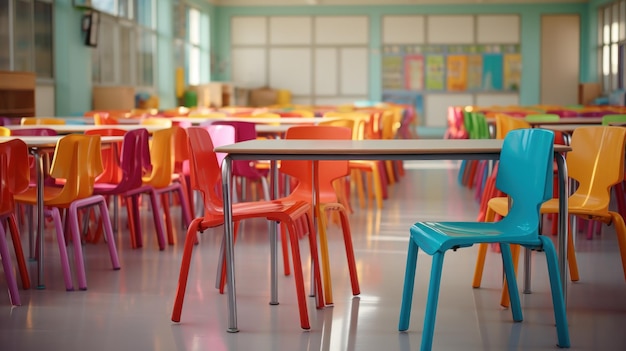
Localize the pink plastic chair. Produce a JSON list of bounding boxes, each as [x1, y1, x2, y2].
[[205, 124, 236, 167]]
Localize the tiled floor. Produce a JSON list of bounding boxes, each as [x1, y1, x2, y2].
[[1, 160, 626, 350]]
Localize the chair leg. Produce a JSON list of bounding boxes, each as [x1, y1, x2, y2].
[[47, 208, 73, 291], [500, 244, 521, 308], [420, 252, 445, 351], [472, 243, 489, 288], [7, 215, 30, 290], [280, 222, 290, 276], [567, 225, 580, 282], [500, 244, 523, 321], [317, 205, 334, 304], [538, 236, 571, 348], [285, 220, 312, 330], [609, 212, 626, 280], [172, 218, 203, 322], [399, 239, 419, 331], [0, 225, 20, 305], [96, 197, 120, 270], [339, 209, 360, 296], [147, 190, 166, 250], [303, 212, 325, 309]]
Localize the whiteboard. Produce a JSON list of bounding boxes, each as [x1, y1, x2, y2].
[[231, 47, 267, 88], [425, 94, 474, 127], [475, 93, 519, 107], [427, 16, 474, 44], [270, 16, 312, 45], [315, 48, 338, 95], [231, 17, 267, 45], [477, 15, 520, 44], [340, 47, 368, 95], [315, 16, 368, 44], [383, 16, 425, 44], [269, 48, 312, 95]]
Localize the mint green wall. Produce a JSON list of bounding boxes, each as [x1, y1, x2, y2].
[[54, 0, 93, 116], [213, 3, 588, 106]]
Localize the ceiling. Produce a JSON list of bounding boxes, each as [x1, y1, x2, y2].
[[211, 0, 587, 6]]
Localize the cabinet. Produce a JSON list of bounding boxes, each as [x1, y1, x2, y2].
[[0, 71, 36, 120]]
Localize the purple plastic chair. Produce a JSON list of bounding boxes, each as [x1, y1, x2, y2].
[[211, 121, 270, 200], [92, 128, 166, 250]]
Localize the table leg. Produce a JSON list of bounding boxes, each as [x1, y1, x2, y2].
[[270, 160, 279, 305], [221, 157, 238, 332], [33, 149, 45, 289], [556, 152, 569, 301]]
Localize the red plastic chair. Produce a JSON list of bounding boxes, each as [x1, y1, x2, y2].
[[171, 127, 324, 330], [0, 139, 31, 305], [281, 125, 360, 305]]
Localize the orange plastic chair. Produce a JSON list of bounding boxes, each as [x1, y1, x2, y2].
[[0, 139, 31, 305], [85, 128, 127, 184], [92, 112, 120, 125], [20, 117, 66, 125], [13, 134, 120, 291], [171, 127, 324, 330], [280, 125, 360, 305], [476, 126, 626, 306]]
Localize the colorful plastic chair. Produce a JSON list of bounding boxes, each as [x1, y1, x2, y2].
[[0, 126, 9, 136], [0, 139, 31, 305], [399, 128, 570, 350], [126, 127, 191, 247], [171, 127, 324, 330], [280, 125, 360, 305], [14, 134, 121, 291], [89, 128, 161, 249], [477, 126, 626, 306], [210, 121, 270, 201], [20, 117, 66, 125]]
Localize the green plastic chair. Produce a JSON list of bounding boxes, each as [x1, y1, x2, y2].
[[399, 128, 570, 350], [602, 114, 626, 126], [524, 113, 560, 123]]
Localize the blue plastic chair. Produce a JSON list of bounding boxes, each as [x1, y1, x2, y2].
[[398, 128, 570, 350]]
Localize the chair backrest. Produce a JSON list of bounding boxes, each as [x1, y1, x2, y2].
[[141, 117, 173, 127], [0, 117, 12, 126], [10, 128, 58, 136], [210, 121, 267, 179], [84, 128, 127, 183], [143, 127, 177, 188], [117, 128, 151, 190], [281, 126, 352, 201], [48, 134, 103, 202], [0, 126, 10, 136], [205, 124, 236, 166], [524, 113, 560, 123], [567, 126, 626, 211], [92, 112, 120, 125], [0, 139, 30, 215], [186, 127, 225, 215], [496, 129, 555, 226], [601, 114, 626, 126], [495, 114, 531, 139], [20, 117, 66, 125]]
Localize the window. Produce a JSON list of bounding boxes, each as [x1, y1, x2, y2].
[[173, 1, 210, 86], [599, 0, 626, 94], [92, 0, 156, 91], [34, 1, 54, 79]]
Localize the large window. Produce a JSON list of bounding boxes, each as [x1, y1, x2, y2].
[[0, 0, 53, 79], [599, 0, 626, 93], [92, 0, 156, 91], [173, 1, 210, 86]]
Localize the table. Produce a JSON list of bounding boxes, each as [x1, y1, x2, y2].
[[214, 138, 571, 332], [0, 135, 124, 289], [5, 124, 167, 134], [170, 116, 335, 125], [528, 117, 604, 126]]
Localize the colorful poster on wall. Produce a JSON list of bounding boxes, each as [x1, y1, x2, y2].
[[446, 55, 468, 91], [425, 55, 445, 91], [467, 55, 482, 90], [404, 55, 424, 91], [382, 56, 404, 90], [504, 53, 522, 91], [482, 53, 503, 90]]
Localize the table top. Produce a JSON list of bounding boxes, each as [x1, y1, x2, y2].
[[527, 117, 604, 125], [215, 139, 571, 160], [5, 124, 166, 134], [171, 116, 331, 125], [0, 135, 124, 147]]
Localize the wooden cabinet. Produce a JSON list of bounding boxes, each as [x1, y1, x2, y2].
[[0, 71, 36, 120]]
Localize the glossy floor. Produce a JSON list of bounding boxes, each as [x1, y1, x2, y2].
[[1, 161, 626, 350]]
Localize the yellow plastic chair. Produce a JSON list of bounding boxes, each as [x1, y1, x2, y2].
[[0, 126, 10, 136], [140, 117, 173, 127], [494, 113, 530, 139], [14, 134, 120, 291], [476, 126, 626, 307], [20, 117, 66, 125]]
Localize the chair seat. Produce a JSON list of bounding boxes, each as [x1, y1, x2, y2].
[[489, 196, 612, 221], [14, 186, 68, 206], [411, 221, 540, 255]]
